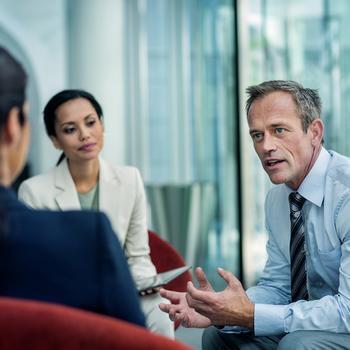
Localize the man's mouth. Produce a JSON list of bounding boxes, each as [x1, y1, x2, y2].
[[264, 159, 285, 167]]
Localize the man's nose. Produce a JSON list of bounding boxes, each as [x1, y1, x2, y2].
[[262, 134, 277, 153]]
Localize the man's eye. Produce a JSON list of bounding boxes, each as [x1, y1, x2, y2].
[[252, 133, 263, 141], [275, 127, 285, 134]]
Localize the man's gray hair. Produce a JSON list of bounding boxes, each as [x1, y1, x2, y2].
[[245, 80, 322, 132]]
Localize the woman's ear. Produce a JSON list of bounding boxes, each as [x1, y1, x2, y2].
[[50, 135, 62, 150]]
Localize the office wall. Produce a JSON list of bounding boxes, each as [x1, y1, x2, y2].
[[0, 0, 67, 173], [0, 0, 127, 174]]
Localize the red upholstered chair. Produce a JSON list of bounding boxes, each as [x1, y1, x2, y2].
[[0, 297, 193, 350], [148, 230, 192, 291], [148, 230, 192, 329]]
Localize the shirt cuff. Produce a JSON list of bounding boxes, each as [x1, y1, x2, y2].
[[254, 304, 287, 336], [219, 326, 252, 334]]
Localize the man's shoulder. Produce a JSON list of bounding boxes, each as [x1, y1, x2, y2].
[[327, 150, 350, 187]]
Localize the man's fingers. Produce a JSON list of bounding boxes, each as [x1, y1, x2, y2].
[[159, 302, 184, 314], [159, 288, 182, 304], [195, 267, 213, 291], [159, 302, 171, 313], [160, 302, 186, 324], [217, 267, 241, 288], [187, 281, 214, 304]]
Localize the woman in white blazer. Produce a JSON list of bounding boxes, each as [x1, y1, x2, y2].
[[18, 89, 173, 338]]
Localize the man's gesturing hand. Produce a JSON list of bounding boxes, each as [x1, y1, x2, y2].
[[159, 288, 211, 328], [186, 267, 254, 329], [159, 266, 254, 329]]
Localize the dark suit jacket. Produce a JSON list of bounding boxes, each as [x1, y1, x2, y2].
[[0, 186, 145, 327]]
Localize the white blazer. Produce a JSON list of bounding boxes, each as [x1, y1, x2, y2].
[[18, 158, 156, 283]]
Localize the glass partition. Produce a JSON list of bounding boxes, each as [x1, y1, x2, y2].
[[239, 0, 350, 286], [124, 0, 239, 288]]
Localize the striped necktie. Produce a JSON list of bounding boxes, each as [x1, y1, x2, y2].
[[289, 192, 308, 302]]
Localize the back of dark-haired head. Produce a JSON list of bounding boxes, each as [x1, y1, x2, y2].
[[245, 80, 322, 133], [0, 47, 27, 131], [43, 89, 103, 137], [43, 89, 103, 165], [0, 47, 27, 241]]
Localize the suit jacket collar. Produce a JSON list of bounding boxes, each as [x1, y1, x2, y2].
[[53, 158, 123, 214], [54, 159, 81, 210]]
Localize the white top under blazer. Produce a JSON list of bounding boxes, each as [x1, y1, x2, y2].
[[18, 158, 157, 283]]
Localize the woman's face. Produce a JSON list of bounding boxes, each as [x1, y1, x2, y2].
[[51, 97, 104, 163]]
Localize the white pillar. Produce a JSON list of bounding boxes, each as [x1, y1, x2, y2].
[[68, 0, 126, 165]]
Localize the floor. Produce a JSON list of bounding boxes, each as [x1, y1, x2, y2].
[[175, 326, 203, 349]]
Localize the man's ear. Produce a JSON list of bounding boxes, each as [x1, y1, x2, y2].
[[2, 107, 21, 145], [50, 135, 62, 150], [309, 119, 324, 147]]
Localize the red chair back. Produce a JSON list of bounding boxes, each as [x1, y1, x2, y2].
[[148, 230, 192, 292], [0, 297, 193, 350]]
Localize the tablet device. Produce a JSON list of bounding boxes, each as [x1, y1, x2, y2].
[[137, 265, 191, 293]]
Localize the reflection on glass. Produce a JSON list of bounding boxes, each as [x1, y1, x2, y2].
[[124, 0, 238, 289], [241, 0, 350, 286]]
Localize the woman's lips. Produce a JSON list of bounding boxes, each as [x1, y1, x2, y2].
[[79, 143, 96, 151]]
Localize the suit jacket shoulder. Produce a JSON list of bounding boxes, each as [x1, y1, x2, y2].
[[0, 186, 145, 327]]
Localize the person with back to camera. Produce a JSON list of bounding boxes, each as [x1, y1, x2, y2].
[[18, 89, 174, 338], [0, 47, 145, 327], [159, 80, 350, 349]]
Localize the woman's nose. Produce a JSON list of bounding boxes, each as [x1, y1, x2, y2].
[[79, 128, 90, 141]]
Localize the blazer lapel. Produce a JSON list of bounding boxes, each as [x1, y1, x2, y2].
[[54, 159, 81, 210], [99, 158, 127, 243]]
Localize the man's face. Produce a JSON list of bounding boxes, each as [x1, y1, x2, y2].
[[248, 91, 320, 190]]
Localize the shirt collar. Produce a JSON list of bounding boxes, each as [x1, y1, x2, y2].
[[284, 147, 331, 207]]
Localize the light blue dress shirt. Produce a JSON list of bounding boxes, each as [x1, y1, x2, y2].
[[223, 147, 350, 336]]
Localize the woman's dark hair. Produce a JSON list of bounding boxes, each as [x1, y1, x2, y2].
[[0, 47, 27, 241], [43, 89, 103, 165]]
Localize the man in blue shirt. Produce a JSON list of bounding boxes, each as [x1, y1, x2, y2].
[[160, 80, 350, 349]]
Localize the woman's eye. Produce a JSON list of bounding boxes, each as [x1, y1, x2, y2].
[[63, 126, 76, 134], [86, 119, 96, 127]]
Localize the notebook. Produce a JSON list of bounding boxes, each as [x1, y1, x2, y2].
[[137, 265, 191, 293]]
